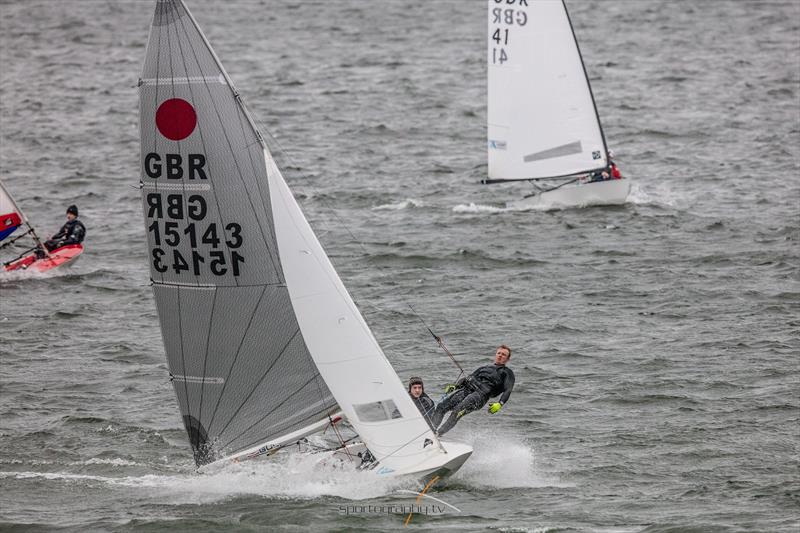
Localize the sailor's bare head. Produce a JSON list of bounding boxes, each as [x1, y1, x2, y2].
[[494, 345, 511, 365], [408, 377, 424, 398]]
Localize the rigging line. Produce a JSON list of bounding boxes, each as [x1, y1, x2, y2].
[[308, 352, 349, 457], [25, 223, 50, 258], [0, 227, 34, 250], [371, 426, 435, 467], [175, 1, 281, 284], [311, 366, 353, 462], [204, 285, 267, 432], [213, 328, 301, 439], [407, 304, 464, 376], [301, 434, 359, 454], [2, 246, 37, 267], [329, 414, 353, 461]]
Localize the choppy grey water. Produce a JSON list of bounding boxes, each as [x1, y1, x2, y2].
[[1, 1, 798, 531]]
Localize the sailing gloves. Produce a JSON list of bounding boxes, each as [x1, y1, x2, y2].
[[488, 402, 503, 414], [444, 384, 457, 394]]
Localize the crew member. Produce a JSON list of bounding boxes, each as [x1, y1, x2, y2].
[[430, 344, 515, 436], [408, 376, 436, 430]]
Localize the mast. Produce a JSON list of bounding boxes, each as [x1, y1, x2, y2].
[[561, 0, 610, 161]]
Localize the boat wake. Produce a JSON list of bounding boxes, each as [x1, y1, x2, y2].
[[0, 265, 79, 283], [0, 452, 415, 504], [372, 198, 425, 211], [0, 432, 559, 504], [451, 430, 566, 489], [626, 180, 687, 210], [452, 202, 510, 214], [452, 200, 589, 213]]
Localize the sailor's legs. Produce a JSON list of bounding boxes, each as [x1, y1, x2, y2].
[[430, 389, 469, 429], [436, 390, 488, 436]]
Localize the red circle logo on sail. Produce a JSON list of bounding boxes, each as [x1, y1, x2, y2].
[[155, 98, 197, 141]]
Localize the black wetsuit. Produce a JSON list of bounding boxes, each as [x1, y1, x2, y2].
[[45, 219, 85, 251], [431, 363, 515, 436], [410, 392, 436, 430]]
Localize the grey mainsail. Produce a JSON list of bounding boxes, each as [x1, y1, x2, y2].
[[139, 0, 337, 465]]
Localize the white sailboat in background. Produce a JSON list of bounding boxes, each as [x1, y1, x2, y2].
[[484, 0, 630, 209], [138, 0, 471, 479]]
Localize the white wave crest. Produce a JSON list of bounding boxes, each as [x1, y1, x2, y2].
[[80, 457, 138, 467], [0, 451, 418, 504], [0, 431, 562, 503], [626, 180, 684, 209], [452, 202, 508, 214], [372, 199, 424, 211], [451, 430, 567, 489]]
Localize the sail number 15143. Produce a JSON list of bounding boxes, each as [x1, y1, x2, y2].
[[145, 192, 245, 277]]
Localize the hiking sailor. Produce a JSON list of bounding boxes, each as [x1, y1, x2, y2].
[[430, 344, 515, 436], [408, 376, 436, 430], [40, 205, 85, 254]]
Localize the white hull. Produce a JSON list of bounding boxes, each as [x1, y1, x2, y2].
[[322, 440, 472, 480], [508, 177, 631, 210]]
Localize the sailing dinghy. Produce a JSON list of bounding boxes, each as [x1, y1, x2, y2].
[[139, 0, 471, 479], [484, 0, 630, 209], [1, 180, 83, 273]]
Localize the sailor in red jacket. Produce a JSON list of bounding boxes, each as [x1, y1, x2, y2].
[[609, 150, 623, 179]]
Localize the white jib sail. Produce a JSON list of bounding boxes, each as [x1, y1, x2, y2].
[[267, 153, 460, 476], [488, 0, 608, 180]]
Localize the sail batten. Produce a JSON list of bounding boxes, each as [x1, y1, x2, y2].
[[488, 0, 608, 180]]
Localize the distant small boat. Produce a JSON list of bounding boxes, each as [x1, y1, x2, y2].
[[138, 0, 471, 479], [4, 244, 83, 273], [0, 180, 83, 273], [483, 0, 630, 209]]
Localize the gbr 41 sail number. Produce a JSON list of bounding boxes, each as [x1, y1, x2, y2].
[[490, 0, 528, 65]]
